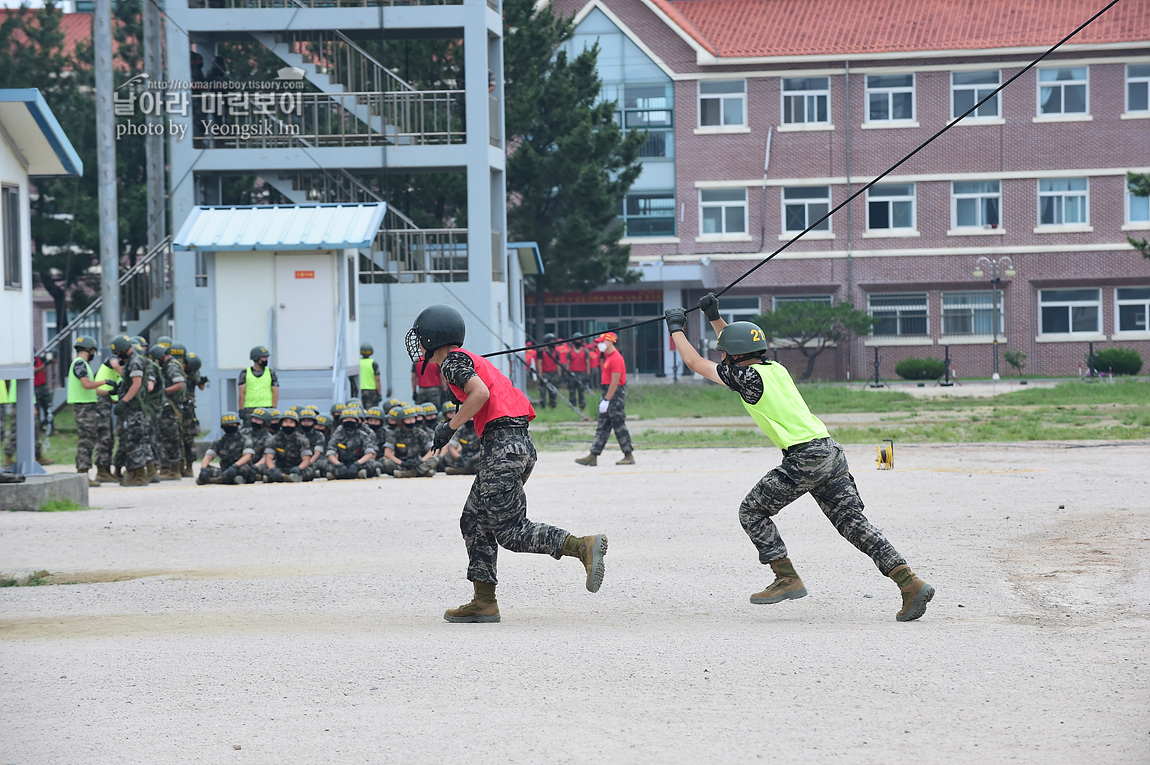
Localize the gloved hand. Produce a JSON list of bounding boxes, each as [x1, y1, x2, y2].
[[113, 401, 127, 417], [432, 421, 455, 451], [664, 307, 688, 334], [598, 398, 610, 414], [698, 292, 721, 321]]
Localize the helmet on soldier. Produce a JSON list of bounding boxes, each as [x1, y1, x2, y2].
[[187, 352, 202, 372], [406, 304, 465, 366], [111, 335, 134, 354], [250, 345, 270, 363], [220, 411, 241, 427], [148, 344, 167, 362], [715, 321, 769, 359], [360, 342, 373, 356], [156, 336, 173, 349], [73, 336, 98, 352], [169, 342, 186, 357]]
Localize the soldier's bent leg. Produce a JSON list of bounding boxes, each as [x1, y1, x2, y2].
[[739, 445, 832, 564], [476, 430, 567, 558], [197, 465, 221, 485]]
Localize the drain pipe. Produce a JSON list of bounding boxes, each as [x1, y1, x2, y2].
[[845, 60, 854, 381]]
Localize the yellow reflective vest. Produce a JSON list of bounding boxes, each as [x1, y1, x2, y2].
[[67, 358, 98, 404], [740, 362, 830, 450], [360, 358, 378, 391], [243, 365, 273, 407]]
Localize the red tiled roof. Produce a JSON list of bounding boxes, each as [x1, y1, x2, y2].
[[1, 10, 99, 66], [650, 0, 1149, 58]]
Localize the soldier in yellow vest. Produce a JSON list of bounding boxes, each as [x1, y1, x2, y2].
[[359, 342, 383, 409], [238, 345, 278, 425], [0, 379, 10, 459], [67, 337, 117, 487], [665, 294, 935, 623], [91, 349, 123, 483]]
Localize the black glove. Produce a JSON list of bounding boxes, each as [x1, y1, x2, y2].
[[113, 401, 128, 417], [432, 421, 455, 451], [664, 307, 688, 334], [699, 292, 721, 321]]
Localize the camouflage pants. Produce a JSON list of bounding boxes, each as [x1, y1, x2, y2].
[[460, 427, 569, 585], [181, 404, 199, 464], [93, 400, 115, 467], [118, 408, 152, 470], [739, 437, 906, 576], [590, 384, 632, 456], [413, 387, 443, 408], [73, 402, 108, 471], [3, 403, 43, 459], [567, 372, 588, 409], [361, 390, 382, 409], [440, 451, 480, 474], [198, 462, 256, 485], [393, 455, 438, 477], [157, 404, 183, 467], [538, 373, 561, 408]]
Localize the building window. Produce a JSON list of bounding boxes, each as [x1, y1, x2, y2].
[[621, 83, 673, 159], [703, 295, 760, 345], [866, 183, 915, 231], [866, 74, 915, 122], [698, 80, 745, 127], [700, 188, 747, 235], [942, 291, 1002, 335], [952, 70, 1000, 119], [774, 295, 833, 308], [1116, 287, 1150, 333], [1039, 288, 1101, 334], [1129, 182, 1150, 224], [782, 186, 831, 232], [1038, 67, 1088, 115], [1039, 178, 1088, 225], [2, 185, 20, 289], [869, 293, 928, 336], [621, 192, 675, 237], [782, 77, 829, 124], [1129, 64, 1150, 113], [952, 181, 1001, 228]]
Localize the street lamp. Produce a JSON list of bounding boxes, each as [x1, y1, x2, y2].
[[973, 256, 1016, 379]]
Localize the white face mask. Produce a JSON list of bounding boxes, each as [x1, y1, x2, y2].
[[597, 342, 607, 352]]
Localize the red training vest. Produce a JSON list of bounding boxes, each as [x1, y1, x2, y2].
[[447, 349, 536, 437], [539, 349, 558, 374], [588, 347, 601, 370], [568, 347, 588, 373], [415, 357, 441, 387]]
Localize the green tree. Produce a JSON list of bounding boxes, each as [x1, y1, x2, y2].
[[502, 0, 645, 336], [1128, 171, 1150, 259], [753, 301, 875, 382]]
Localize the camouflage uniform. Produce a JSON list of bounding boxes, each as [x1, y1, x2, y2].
[[180, 368, 201, 466], [325, 423, 378, 479], [115, 353, 152, 471], [92, 357, 118, 470], [301, 421, 328, 478], [157, 356, 186, 468], [243, 422, 275, 479], [384, 423, 437, 477], [459, 424, 568, 585], [441, 421, 481, 474], [71, 358, 109, 472], [143, 357, 166, 466], [590, 384, 632, 455], [199, 431, 257, 484], [266, 429, 315, 482]]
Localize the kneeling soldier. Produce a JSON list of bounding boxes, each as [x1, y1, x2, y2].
[[384, 404, 437, 478], [264, 410, 314, 482], [198, 411, 256, 485], [326, 407, 377, 479]]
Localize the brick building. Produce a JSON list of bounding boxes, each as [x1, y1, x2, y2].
[[548, 0, 1150, 380]]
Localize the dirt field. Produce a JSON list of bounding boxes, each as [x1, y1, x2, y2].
[[2, 441, 1148, 764]]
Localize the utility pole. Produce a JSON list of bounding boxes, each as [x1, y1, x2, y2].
[[95, 0, 119, 344], [143, 0, 165, 246]]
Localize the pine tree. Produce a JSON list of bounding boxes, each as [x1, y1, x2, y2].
[[1128, 171, 1150, 259], [754, 302, 875, 381]]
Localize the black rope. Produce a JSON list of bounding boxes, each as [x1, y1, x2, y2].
[[483, 0, 1124, 359]]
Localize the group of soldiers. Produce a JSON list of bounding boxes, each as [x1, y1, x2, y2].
[[66, 334, 206, 487], [197, 398, 481, 486], [528, 335, 600, 410]]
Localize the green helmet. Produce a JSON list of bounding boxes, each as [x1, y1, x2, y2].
[[156, 335, 173, 349], [346, 397, 363, 409], [360, 342, 373, 356], [111, 334, 134, 354], [268, 408, 282, 421], [300, 407, 319, 421], [133, 336, 147, 353], [250, 345, 270, 362], [148, 344, 167, 362], [280, 410, 299, 425], [387, 406, 403, 423], [341, 407, 362, 422], [315, 414, 330, 428], [169, 342, 186, 357], [220, 411, 241, 427], [715, 321, 768, 358], [250, 407, 270, 424], [385, 397, 402, 411], [187, 352, 202, 372], [365, 407, 384, 421], [442, 401, 457, 417], [401, 405, 422, 421], [73, 335, 98, 352], [330, 402, 345, 418], [422, 402, 438, 418]]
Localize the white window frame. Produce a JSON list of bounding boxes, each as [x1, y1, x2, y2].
[[620, 191, 676, 238], [1115, 287, 1150, 335], [941, 290, 1003, 337], [697, 80, 746, 129], [1127, 183, 1150, 227], [868, 293, 928, 337], [951, 180, 1002, 230], [1126, 64, 1150, 115], [1038, 288, 1102, 336], [1038, 178, 1089, 228], [951, 70, 1001, 121], [781, 186, 831, 234], [699, 188, 748, 237], [866, 183, 916, 233], [865, 73, 915, 124], [1037, 66, 1089, 117], [781, 77, 830, 126]]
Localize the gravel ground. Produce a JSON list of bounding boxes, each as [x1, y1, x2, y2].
[[1, 442, 1148, 764]]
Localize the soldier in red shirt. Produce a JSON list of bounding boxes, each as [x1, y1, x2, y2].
[[576, 332, 634, 466], [409, 304, 608, 623], [411, 356, 446, 408]]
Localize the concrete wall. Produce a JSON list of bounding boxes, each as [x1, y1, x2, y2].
[[0, 135, 32, 367]]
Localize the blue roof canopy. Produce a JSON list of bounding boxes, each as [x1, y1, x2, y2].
[[172, 203, 388, 252], [0, 89, 83, 177]]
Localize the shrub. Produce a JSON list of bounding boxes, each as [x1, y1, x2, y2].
[[895, 357, 947, 380], [1003, 350, 1027, 375], [1090, 348, 1143, 376]]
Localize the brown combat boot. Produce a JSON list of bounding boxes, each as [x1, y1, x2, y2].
[[889, 565, 935, 622], [575, 453, 597, 466], [561, 533, 608, 593], [615, 452, 635, 465], [112, 465, 122, 480], [751, 558, 808, 604], [444, 581, 500, 623], [181, 461, 194, 478], [146, 463, 160, 483], [160, 465, 181, 480], [80, 468, 100, 487], [121, 467, 148, 487], [95, 466, 116, 483]]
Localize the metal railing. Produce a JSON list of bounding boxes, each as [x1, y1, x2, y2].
[[359, 206, 468, 282], [36, 236, 174, 358], [283, 168, 386, 204], [279, 29, 414, 95], [201, 90, 464, 148], [489, 94, 500, 147]]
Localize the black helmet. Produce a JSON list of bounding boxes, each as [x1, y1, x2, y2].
[[169, 342, 186, 357], [73, 335, 98, 352], [406, 304, 465, 366], [187, 352, 202, 372], [148, 344, 167, 361], [715, 322, 768, 358], [543, 332, 556, 343], [111, 334, 134, 354], [360, 342, 373, 356], [250, 345, 270, 362]]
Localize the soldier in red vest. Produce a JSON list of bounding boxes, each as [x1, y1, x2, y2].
[[566, 338, 590, 408], [534, 333, 560, 409], [409, 304, 608, 623], [411, 356, 445, 408]]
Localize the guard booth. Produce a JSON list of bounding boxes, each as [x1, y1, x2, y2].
[[172, 204, 386, 420]]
